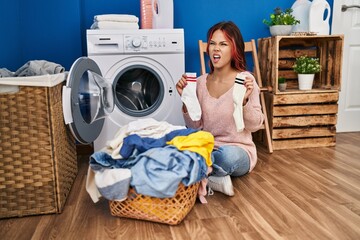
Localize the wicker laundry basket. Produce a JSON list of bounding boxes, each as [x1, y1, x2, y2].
[[109, 182, 200, 225], [0, 75, 77, 218]]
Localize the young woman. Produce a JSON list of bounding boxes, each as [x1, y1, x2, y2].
[[176, 21, 264, 196]]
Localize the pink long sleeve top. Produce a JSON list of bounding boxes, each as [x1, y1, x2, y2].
[[182, 73, 264, 172]]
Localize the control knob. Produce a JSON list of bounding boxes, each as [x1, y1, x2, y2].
[[132, 38, 141, 48]]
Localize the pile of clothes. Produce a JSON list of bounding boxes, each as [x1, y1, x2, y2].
[[0, 60, 64, 78], [90, 14, 139, 30], [86, 118, 214, 204], [0, 60, 65, 94]]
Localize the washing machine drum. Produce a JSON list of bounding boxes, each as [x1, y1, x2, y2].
[[114, 67, 163, 117]]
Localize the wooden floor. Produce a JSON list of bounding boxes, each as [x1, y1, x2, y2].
[[1, 132, 360, 240]]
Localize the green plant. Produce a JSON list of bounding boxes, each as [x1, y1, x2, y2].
[[292, 55, 322, 74], [263, 7, 300, 26], [278, 77, 286, 84]]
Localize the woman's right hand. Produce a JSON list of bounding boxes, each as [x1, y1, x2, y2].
[[176, 73, 188, 96]]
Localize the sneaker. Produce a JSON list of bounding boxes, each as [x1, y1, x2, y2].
[[207, 175, 234, 196]]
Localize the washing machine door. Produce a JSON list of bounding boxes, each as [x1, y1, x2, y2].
[[62, 57, 115, 144]]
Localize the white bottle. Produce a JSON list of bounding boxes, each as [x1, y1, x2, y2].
[[151, 0, 174, 29], [309, 0, 331, 35], [291, 0, 312, 33]]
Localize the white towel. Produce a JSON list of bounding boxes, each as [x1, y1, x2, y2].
[[94, 14, 139, 23], [86, 167, 102, 203], [90, 21, 139, 30]]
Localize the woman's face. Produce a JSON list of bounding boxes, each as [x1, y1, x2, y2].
[[209, 29, 232, 71]]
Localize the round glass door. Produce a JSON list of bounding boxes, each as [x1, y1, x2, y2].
[[62, 57, 115, 144], [79, 70, 115, 124], [114, 65, 164, 117]]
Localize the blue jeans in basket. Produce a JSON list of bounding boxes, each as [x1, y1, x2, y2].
[[210, 145, 250, 177]]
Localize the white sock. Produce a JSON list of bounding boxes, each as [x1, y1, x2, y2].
[[181, 73, 202, 121], [233, 72, 246, 132]]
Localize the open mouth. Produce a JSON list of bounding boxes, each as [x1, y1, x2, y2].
[[212, 54, 221, 63]]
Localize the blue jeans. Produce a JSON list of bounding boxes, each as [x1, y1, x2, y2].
[[211, 145, 250, 177]]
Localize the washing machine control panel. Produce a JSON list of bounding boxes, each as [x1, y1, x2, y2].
[[87, 29, 184, 55], [124, 34, 184, 53]]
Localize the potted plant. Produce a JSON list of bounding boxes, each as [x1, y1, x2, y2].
[[292, 55, 321, 90], [263, 7, 300, 36], [278, 77, 287, 91]]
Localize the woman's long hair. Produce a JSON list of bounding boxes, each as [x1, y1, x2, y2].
[[206, 21, 246, 73]]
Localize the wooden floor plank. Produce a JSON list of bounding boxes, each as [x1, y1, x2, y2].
[[1, 132, 360, 239]]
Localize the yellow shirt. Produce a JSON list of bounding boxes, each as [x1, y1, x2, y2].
[[166, 131, 214, 166]]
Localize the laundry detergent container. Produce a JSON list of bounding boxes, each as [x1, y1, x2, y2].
[[0, 73, 77, 218]]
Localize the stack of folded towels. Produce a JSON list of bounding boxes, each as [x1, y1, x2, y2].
[[90, 14, 139, 30]]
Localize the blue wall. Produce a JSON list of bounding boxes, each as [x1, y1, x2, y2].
[[1, 1, 21, 71], [0, 0, 333, 75]]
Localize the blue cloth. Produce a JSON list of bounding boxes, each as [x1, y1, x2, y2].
[[89, 133, 208, 198], [120, 128, 197, 159], [130, 145, 207, 198], [90, 149, 140, 171]]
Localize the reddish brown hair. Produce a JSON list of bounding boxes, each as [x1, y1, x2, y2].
[[206, 21, 246, 73]]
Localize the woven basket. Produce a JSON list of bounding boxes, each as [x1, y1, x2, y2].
[[109, 182, 200, 225], [0, 83, 77, 218]]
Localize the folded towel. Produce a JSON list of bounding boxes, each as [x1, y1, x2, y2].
[[14, 60, 65, 77], [94, 14, 139, 23], [90, 21, 139, 30]]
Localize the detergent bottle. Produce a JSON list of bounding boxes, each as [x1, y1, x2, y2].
[[291, 0, 312, 33], [309, 0, 331, 35], [152, 0, 174, 29]]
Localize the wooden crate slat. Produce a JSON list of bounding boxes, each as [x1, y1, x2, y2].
[[273, 92, 339, 105], [273, 137, 336, 150], [318, 40, 333, 89], [273, 115, 337, 127], [257, 38, 272, 88], [278, 48, 317, 59], [278, 70, 297, 80], [334, 38, 343, 90], [273, 104, 338, 116], [272, 126, 336, 139], [326, 40, 334, 88], [278, 59, 295, 69], [286, 80, 299, 90]]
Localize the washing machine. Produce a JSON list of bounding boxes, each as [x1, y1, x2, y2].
[[62, 29, 185, 151]]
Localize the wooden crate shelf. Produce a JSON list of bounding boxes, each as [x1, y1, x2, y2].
[[258, 35, 343, 150], [265, 91, 339, 150], [258, 35, 344, 94]]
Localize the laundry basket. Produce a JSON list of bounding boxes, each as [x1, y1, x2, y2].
[[0, 73, 77, 218], [109, 182, 200, 225]]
